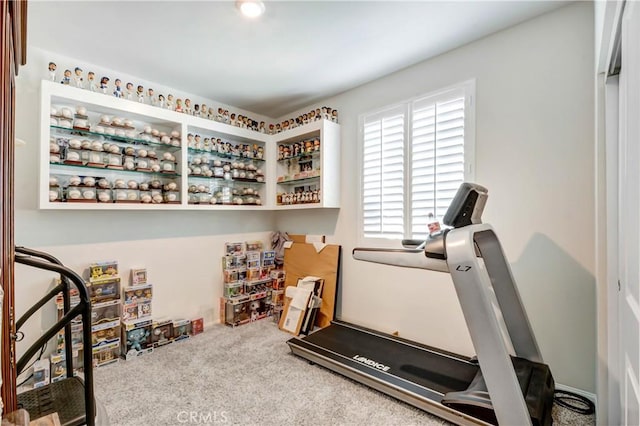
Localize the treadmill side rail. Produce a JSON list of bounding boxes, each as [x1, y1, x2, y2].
[[352, 247, 448, 273]]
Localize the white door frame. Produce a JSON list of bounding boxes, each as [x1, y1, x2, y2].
[[598, 1, 626, 425]]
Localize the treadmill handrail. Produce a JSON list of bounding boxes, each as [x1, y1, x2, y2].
[[352, 247, 448, 273]]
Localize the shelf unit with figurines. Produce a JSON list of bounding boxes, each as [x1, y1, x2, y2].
[[40, 79, 340, 210], [271, 119, 340, 209], [184, 119, 270, 208], [43, 80, 184, 209]]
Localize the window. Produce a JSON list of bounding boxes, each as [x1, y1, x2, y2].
[[360, 80, 475, 242]]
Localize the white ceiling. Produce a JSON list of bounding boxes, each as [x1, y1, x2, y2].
[[28, 1, 569, 118]]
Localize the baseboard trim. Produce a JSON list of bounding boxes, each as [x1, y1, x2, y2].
[[556, 382, 597, 406]]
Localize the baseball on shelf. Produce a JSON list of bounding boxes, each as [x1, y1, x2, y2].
[[67, 189, 81, 199]]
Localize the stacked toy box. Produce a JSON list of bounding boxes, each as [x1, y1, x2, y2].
[[221, 241, 278, 326], [121, 268, 154, 360], [88, 261, 122, 367]]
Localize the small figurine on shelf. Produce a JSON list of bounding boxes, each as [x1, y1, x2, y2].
[[137, 85, 145, 103], [125, 82, 134, 100], [275, 123, 282, 133], [87, 72, 97, 92], [113, 79, 123, 98], [216, 108, 224, 122], [200, 104, 207, 118], [100, 76, 110, 94], [47, 62, 57, 82], [175, 98, 183, 113], [186, 133, 195, 148], [332, 109, 338, 122], [268, 124, 274, 135], [73, 67, 84, 88], [208, 107, 215, 120], [259, 121, 266, 133], [223, 110, 229, 123], [184, 99, 192, 115], [147, 88, 155, 105], [60, 69, 71, 85], [166, 94, 174, 110], [193, 104, 200, 117], [229, 113, 236, 126], [157, 94, 165, 109]]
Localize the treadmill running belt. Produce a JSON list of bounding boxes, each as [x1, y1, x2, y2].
[[295, 323, 478, 395]]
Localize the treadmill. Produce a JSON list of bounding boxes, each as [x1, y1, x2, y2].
[[287, 183, 555, 426]]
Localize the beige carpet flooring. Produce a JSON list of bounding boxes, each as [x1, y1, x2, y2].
[[93, 319, 595, 426]]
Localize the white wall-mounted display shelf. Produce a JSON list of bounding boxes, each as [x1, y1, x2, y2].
[[272, 119, 340, 209], [40, 80, 340, 210]]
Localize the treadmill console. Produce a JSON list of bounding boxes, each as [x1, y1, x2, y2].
[[442, 182, 488, 229]]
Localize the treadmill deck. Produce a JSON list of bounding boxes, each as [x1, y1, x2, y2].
[[287, 321, 490, 426]]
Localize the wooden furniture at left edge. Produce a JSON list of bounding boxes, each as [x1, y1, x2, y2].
[[1, 0, 27, 414]]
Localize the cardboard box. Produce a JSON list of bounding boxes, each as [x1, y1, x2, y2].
[[283, 243, 340, 329], [33, 359, 50, 388], [190, 318, 204, 335]]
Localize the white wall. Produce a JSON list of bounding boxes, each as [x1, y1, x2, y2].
[[276, 3, 596, 392], [14, 49, 276, 359]]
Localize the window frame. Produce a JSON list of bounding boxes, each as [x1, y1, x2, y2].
[[357, 79, 476, 247]]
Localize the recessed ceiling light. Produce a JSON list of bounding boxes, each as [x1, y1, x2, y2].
[[236, 0, 265, 19]]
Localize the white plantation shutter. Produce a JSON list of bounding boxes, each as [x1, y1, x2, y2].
[[411, 92, 466, 239], [362, 106, 405, 239], [360, 82, 474, 242]]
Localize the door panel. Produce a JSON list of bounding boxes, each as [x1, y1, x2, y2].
[[619, 1, 640, 423]]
